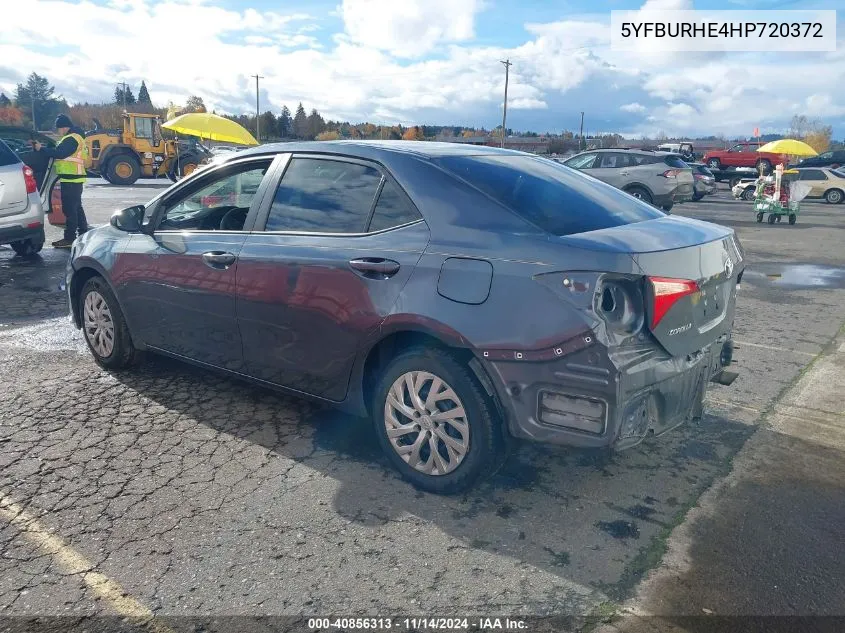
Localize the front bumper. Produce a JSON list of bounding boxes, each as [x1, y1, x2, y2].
[[483, 335, 732, 450]]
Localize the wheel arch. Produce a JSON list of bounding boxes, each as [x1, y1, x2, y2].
[[622, 181, 655, 198], [69, 262, 139, 347]]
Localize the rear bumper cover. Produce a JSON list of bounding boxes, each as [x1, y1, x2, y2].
[[0, 223, 43, 245], [483, 335, 732, 450]]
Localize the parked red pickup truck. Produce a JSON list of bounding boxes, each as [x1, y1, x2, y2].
[[703, 142, 789, 173]]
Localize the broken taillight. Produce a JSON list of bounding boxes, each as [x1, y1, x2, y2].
[[649, 277, 699, 329], [23, 166, 37, 194]]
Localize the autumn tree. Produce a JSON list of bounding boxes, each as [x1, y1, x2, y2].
[[804, 127, 832, 153], [0, 106, 23, 125], [316, 130, 340, 141], [293, 103, 308, 139], [278, 105, 292, 138], [137, 81, 151, 104], [402, 126, 424, 141]]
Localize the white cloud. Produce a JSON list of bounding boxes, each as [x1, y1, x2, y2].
[[805, 94, 845, 118], [509, 98, 548, 110], [339, 0, 483, 58], [621, 102, 646, 113]]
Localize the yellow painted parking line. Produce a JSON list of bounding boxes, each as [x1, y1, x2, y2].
[[0, 494, 174, 633]]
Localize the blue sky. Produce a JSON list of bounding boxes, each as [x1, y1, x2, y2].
[[0, 0, 842, 138]]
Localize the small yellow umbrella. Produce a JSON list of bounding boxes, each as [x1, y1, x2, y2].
[[162, 112, 258, 145], [756, 139, 818, 157]]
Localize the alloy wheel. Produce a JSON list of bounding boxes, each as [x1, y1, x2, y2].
[[384, 371, 469, 476], [83, 290, 115, 358]]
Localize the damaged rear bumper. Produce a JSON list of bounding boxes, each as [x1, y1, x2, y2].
[[481, 335, 734, 450]]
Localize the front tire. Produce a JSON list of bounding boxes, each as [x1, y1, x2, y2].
[[10, 229, 45, 256], [756, 159, 772, 174], [707, 158, 721, 170], [79, 277, 141, 369], [743, 187, 756, 201], [105, 154, 141, 185], [372, 347, 506, 494]]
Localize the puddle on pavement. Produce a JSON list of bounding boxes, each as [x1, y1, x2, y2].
[[0, 317, 85, 353], [742, 264, 845, 289]]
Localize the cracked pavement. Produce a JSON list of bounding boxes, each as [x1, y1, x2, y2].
[[1, 183, 844, 629]]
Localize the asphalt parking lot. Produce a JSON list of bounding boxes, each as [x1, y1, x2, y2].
[[1, 180, 844, 629]]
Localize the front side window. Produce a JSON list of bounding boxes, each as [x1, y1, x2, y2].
[[157, 161, 271, 231], [799, 169, 827, 181], [135, 117, 153, 139], [266, 158, 382, 233]]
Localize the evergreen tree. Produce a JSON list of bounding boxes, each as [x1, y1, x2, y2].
[[293, 103, 308, 139], [278, 105, 292, 138], [137, 81, 151, 104], [306, 108, 326, 139], [113, 85, 136, 106], [0, 93, 10, 107], [260, 111, 278, 140], [15, 73, 64, 129]]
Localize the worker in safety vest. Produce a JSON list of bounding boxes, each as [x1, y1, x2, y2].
[[33, 114, 89, 248]]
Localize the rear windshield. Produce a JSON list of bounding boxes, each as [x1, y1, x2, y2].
[[0, 140, 19, 167], [435, 155, 663, 236], [663, 154, 688, 168]]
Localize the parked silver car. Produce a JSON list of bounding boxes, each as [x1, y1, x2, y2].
[[563, 149, 695, 212], [0, 139, 45, 256]]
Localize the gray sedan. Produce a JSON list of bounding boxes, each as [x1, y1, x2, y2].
[[66, 141, 743, 493]]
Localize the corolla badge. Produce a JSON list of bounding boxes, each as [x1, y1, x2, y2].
[[725, 257, 734, 278]]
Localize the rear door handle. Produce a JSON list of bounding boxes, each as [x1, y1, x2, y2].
[[349, 258, 400, 277], [202, 251, 236, 269]]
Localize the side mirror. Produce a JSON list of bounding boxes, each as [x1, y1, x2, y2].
[[110, 205, 144, 232]]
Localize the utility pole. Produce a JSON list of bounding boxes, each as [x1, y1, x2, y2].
[[115, 82, 128, 110], [31, 94, 36, 131], [579, 111, 585, 150], [500, 59, 512, 149], [252, 74, 264, 141]]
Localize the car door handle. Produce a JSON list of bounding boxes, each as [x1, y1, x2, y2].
[[202, 251, 236, 269], [620, 171, 629, 176], [349, 258, 400, 277]]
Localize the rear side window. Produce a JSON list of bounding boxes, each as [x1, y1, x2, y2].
[[663, 155, 688, 168], [436, 155, 663, 237], [799, 169, 827, 181], [0, 140, 20, 167], [368, 180, 422, 232], [564, 153, 597, 169], [267, 158, 382, 233]]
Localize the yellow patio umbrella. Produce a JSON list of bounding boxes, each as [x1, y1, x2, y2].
[[756, 139, 818, 157], [162, 112, 258, 146]]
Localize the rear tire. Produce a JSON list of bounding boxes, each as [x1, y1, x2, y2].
[[707, 158, 721, 170], [105, 154, 141, 185], [756, 159, 772, 174], [824, 189, 843, 204], [788, 213, 797, 225], [625, 185, 653, 205], [372, 346, 507, 494], [767, 214, 776, 224], [10, 229, 45, 256], [79, 276, 141, 370], [756, 212, 764, 223]]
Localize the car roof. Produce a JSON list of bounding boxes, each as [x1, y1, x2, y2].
[[235, 140, 527, 162]]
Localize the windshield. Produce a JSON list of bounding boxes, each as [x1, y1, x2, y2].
[[436, 154, 663, 236]]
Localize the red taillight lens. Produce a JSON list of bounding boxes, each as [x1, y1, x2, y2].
[[662, 169, 681, 178], [649, 277, 699, 328], [23, 166, 37, 194]]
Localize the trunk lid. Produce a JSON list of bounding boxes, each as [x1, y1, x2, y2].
[[562, 216, 744, 357], [0, 163, 29, 217]]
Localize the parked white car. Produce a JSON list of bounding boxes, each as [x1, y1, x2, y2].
[[0, 139, 45, 256], [731, 178, 758, 201]]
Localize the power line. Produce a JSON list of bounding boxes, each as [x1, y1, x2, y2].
[[500, 59, 512, 149]]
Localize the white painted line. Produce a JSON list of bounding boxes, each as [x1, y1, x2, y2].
[[0, 494, 173, 632], [734, 340, 817, 357]]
